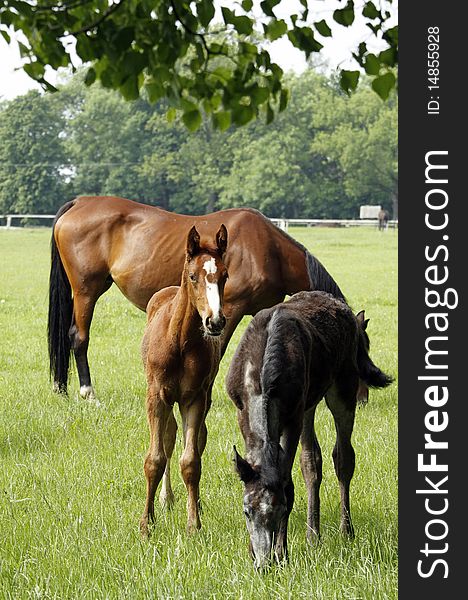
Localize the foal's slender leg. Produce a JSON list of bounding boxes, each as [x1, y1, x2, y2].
[[140, 388, 171, 537], [179, 395, 206, 532], [325, 384, 357, 538], [275, 422, 302, 562], [159, 410, 177, 508], [300, 406, 323, 542]]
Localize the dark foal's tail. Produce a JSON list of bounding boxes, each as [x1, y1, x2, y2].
[[47, 201, 75, 393], [357, 331, 393, 390]]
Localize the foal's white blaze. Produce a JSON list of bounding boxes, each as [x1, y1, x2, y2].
[[203, 258, 221, 317]]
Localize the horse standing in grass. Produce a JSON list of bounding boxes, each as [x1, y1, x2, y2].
[[140, 225, 228, 536], [227, 291, 392, 569], [48, 196, 345, 399], [378, 209, 390, 231]]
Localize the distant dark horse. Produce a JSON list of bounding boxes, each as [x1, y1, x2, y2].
[[226, 291, 392, 569], [140, 225, 228, 536], [378, 209, 390, 231], [48, 196, 345, 399]]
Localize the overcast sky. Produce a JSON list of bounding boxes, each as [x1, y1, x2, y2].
[[0, 0, 397, 100]]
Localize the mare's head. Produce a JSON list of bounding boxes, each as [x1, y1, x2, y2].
[[233, 445, 288, 570], [185, 224, 229, 337]]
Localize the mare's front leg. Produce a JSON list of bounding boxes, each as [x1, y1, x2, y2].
[[275, 422, 302, 563], [140, 385, 172, 537], [159, 410, 177, 508], [179, 394, 206, 532], [325, 383, 357, 538], [300, 406, 323, 542]]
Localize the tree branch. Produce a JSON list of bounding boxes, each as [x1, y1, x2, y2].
[[66, 0, 126, 36]]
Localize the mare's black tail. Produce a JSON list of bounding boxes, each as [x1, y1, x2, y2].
[[47, 201, 75, 393]]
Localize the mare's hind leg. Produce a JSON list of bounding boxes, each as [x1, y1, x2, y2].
[[325, 382, 357, 538], [159, 410, 177, 508], [140, 387, 172, 537], [300, 406, 323, 542], [70, 278, 112, 400]]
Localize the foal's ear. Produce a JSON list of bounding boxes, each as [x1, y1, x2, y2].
[[233, 445, 257, 484], [356, 310, 370, 330], [187, 226, 201, 258], [216, 224, 228, 256]]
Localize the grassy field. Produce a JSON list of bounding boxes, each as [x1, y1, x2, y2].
[[0, 226, 397, 599]]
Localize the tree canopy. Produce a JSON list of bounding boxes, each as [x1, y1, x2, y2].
[[0, 68, 397, 219], [0, 0, 397, 129]]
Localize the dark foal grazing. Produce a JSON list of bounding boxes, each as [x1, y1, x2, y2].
[[226, 291, 392, 569], [140, 225, 228, 536]]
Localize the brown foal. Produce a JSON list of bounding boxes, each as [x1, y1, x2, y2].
[[140, 225, 228, 536]]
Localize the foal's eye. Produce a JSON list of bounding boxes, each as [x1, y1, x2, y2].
[[189, 274, 197, 283]]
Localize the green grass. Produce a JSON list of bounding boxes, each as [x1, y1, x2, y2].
[[0, 227, 397, 599]]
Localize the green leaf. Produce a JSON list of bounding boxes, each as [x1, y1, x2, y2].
[[251, 85, 270, 106], [84, 67, 96, 87], [371, 72, 396, 100], [379, 47, 398, 67], [232, 104, 254, 126], [241, 0, 253, 11], [333, 1, 355, 27], [383, 26, 398, 46], [145, 80, 165, 103], [182, 108, 202, 131], [314, 20, 332, 37], [213, 110, 231, 131], [279, 88, 289, 112], [362, 1, 380, 20], [113, 27, 134, 52], [364, 53, 380, 75], [260, 0, 281, 18], [340, 69, 360, 94], [1, 30, 11, 44], [120, 75, 140, 101], [23, 61, 45, 80], [166, 107, 177, 123], [198, 0, 215, 28], [265, 102, 274, 124], [221, 7, 253, 35], [264, 19, 288, 41]]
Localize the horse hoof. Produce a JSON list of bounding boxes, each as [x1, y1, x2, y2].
[[52, 381, 67, 395], [79, 386, 101, 406], [140, 519, 150, 539], [159, 491, 175, 509], [306, 529, 321, 545], [186, 520, 201, 534]]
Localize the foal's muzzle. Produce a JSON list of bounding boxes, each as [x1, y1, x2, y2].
[[205, 314, 226, 336]]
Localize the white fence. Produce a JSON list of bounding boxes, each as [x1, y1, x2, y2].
[[1, 214, 398, 231], [1, 214, 56, 228], [270, 218, 398, 231]]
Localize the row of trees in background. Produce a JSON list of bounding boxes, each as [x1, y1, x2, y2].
[[0, 69, 397, 219]]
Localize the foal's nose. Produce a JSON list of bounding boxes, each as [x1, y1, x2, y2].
[[205, 314, 226, 334]]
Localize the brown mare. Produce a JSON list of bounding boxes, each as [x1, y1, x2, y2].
[[140, 225, 228, 535], [226, 292, 392, 569], [48, 196, 345, 399]]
